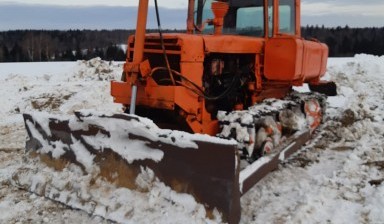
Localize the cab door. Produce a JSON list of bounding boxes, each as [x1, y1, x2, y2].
[[264, 0, 328, 84]]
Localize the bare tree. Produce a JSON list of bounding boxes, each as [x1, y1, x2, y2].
[[37, 32, 42, 61], [40, 33, 54, 61], [22, 32, 35, 62], [0, 45, 3, 62]]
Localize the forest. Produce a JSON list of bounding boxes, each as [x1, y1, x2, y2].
[[1, 26, 384, 62]]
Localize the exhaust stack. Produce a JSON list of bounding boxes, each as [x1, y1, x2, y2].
[[211, 1, 229, 35]]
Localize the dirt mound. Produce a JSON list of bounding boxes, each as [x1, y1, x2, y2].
[[74, 57, 120, 81]]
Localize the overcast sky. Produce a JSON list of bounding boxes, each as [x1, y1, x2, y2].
[[0, 0, 383, 30], [0, 0, 187, 8]]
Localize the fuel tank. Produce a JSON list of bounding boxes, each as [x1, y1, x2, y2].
[[264, 36, 328, 84]]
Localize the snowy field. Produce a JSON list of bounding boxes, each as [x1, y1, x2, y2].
[[1, 55, 384, 223]]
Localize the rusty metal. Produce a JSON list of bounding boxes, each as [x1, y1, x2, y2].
[[187, 0, 195, 34]]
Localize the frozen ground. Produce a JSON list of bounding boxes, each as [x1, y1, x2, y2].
[[1, 55, 384, 223]]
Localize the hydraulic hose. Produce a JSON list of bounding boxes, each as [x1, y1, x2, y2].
[[154, 0, 176, 85]]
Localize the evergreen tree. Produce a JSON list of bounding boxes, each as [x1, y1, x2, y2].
[[0, 44, 8, 62], [62, 48, 76, 61], [9, 43, 25, 62]]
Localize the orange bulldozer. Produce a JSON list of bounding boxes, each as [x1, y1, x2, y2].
[[19, 0, 336, 223]]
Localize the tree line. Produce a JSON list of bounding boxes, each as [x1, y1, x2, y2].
[[1, 26, 384, 62], [302, 25, 384, 57], [0, 30, 134, 62]]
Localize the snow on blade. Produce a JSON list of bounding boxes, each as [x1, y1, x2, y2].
[[70, 136, 97, 174], [27, 109, 236, 167], [78, 109, 236, 147], [82, 132, 165, 164]]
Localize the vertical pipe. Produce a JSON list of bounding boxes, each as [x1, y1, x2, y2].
[[129, 85, 138, 114], [130, 0, 149, 114], [196, 0, 204, 28], [132, 0, 149, 65], [264, 0, 269, 38], [187, 0, 195, 34], [296, 0, 301, 36], [273, 0, 279, 36]]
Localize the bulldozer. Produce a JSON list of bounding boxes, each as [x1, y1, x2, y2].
[[19, 0, 337, 223]]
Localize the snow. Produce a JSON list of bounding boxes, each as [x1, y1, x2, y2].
[[1, 54, 384, 223]]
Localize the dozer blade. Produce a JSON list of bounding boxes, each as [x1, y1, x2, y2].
[[19, 111, 241, 223], [16, 111, 316, 223]]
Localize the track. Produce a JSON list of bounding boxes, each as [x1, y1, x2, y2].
[[218, 91, 327, 164]]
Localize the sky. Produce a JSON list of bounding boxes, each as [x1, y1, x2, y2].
[[0, 0, 384, 30], [0, 0, 187, 8]]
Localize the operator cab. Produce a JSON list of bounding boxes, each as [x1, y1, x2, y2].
[[195, 0, 298, 38]]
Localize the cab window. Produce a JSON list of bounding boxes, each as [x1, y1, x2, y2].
[[278, 0, 295, 34], [195, 0, 265, 37]]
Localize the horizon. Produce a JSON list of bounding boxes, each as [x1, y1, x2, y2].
[[1, 24, 384, 32]]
